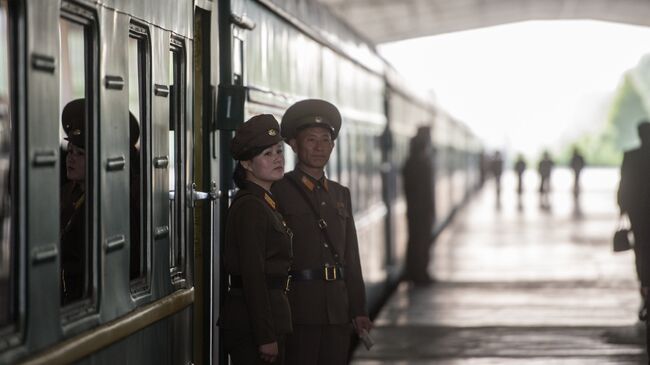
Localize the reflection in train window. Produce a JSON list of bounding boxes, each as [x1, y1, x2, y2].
[[0, 0, 13, 327], [169, 42, 185, 282], [59, 15, 92, 306], [128, 25, 148, 290]]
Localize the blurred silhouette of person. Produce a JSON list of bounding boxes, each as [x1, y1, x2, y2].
[[403, 126, 435, 284], [479, 149, 487, 188], [617, 121, 650, 330], [514, 154, 526, 196], [491, 151, 504, 200], [538, 151, 554, 208], [570, 147, 585, 199]]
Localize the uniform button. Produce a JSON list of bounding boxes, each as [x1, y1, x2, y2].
[[323, 242, 329, 248], [321, 201, 326, 206]]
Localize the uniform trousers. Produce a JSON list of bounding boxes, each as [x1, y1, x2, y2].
[[224, 329, 286, 365], [405, 217, 433, 282], [285, 324, 352, 365]]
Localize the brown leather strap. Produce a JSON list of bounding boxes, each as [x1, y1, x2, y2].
[[285, 174, 342, 266]]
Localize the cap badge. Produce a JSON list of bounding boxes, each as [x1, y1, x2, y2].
[[268, 129, 278, 136], [72, 129, 81, 136], [314, 116, 322, 123]]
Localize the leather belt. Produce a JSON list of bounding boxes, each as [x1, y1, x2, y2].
[[228, 274, 291, 292], [289, 266, 345, 281]]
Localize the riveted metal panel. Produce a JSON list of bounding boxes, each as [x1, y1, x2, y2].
[[24, 0, 63, 352], [2, 1, 197, 364], [74, 305, 191, 365], [103, 0, 193, 38], [171, 304, 193, 365], [98, 6, 135, 323]]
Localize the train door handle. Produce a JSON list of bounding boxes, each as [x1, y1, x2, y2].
[[191, 181, 219, 207]]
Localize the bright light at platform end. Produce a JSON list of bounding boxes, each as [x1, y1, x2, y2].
[[379, 20, 650, 161]]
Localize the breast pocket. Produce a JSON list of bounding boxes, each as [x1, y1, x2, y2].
[[336, 202, 349, 219], [283, 205, 314, 234], [335, 202, 349, 239]]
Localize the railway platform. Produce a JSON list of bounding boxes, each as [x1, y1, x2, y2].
[[352, 167, 648, 364]]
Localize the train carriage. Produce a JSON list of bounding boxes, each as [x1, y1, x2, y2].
[[0, 0, 481, 364], [1, 1, 199, 364], [225, 0, 390, 313]]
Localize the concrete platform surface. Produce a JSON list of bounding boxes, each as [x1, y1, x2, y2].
[[352, 168, 647, 364]]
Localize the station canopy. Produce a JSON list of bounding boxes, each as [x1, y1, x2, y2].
[[316, 0, 650, 44]]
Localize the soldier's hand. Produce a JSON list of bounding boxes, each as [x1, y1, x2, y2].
[[259, 341, 279, 363], [352, 316, 373, 335]]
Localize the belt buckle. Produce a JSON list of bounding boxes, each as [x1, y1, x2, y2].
[[324, 266, 337, 281], [284, 275, 292, 293]]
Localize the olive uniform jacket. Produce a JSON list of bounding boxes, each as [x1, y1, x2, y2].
[[219, 181, 293, 345], [271, 169, 368, 325], [618, 147, 650, 220]]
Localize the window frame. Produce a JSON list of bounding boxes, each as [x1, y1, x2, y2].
[[127, 22, 152, 295], [0, 0, 15, 340], [59, 3, 100, 320], [169, 37, 187, 287]]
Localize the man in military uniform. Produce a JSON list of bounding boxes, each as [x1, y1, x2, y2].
[[538, 150, 554, 208], [569, 147, 585, 198], [618, 121, 650, 317], [272, 99, 372, 364], [514, 154, 526, 196]]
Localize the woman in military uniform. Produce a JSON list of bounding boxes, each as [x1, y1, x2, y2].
[[60, 99, 88, 304], [220, 114, 293, 364], [60, 98, 140, 305]]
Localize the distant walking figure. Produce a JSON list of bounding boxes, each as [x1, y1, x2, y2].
[[514, 154, 526, 196], [479, 150, 487, 188], [570, 147, 586, 198], [402, 126, 435, 284], [617, 121, 650, 330], [538, 151, 554, 208], [491, 151, 504, 199]]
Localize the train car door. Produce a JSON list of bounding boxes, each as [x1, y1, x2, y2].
[[192, 2, 223, 364]]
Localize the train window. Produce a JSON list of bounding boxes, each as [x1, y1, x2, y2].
[[59, 13, 94, 307], [232, 36, 243, 85], [355, 131, 364, 211], [0, 0, 13, 327], [169, 41, 185, 282], [128, 25, 149, 290], [342, 131, 352, 209]]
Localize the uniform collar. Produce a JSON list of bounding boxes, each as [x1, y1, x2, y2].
[[241, 181, 277, 210], [293, 168, 329, 192]]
